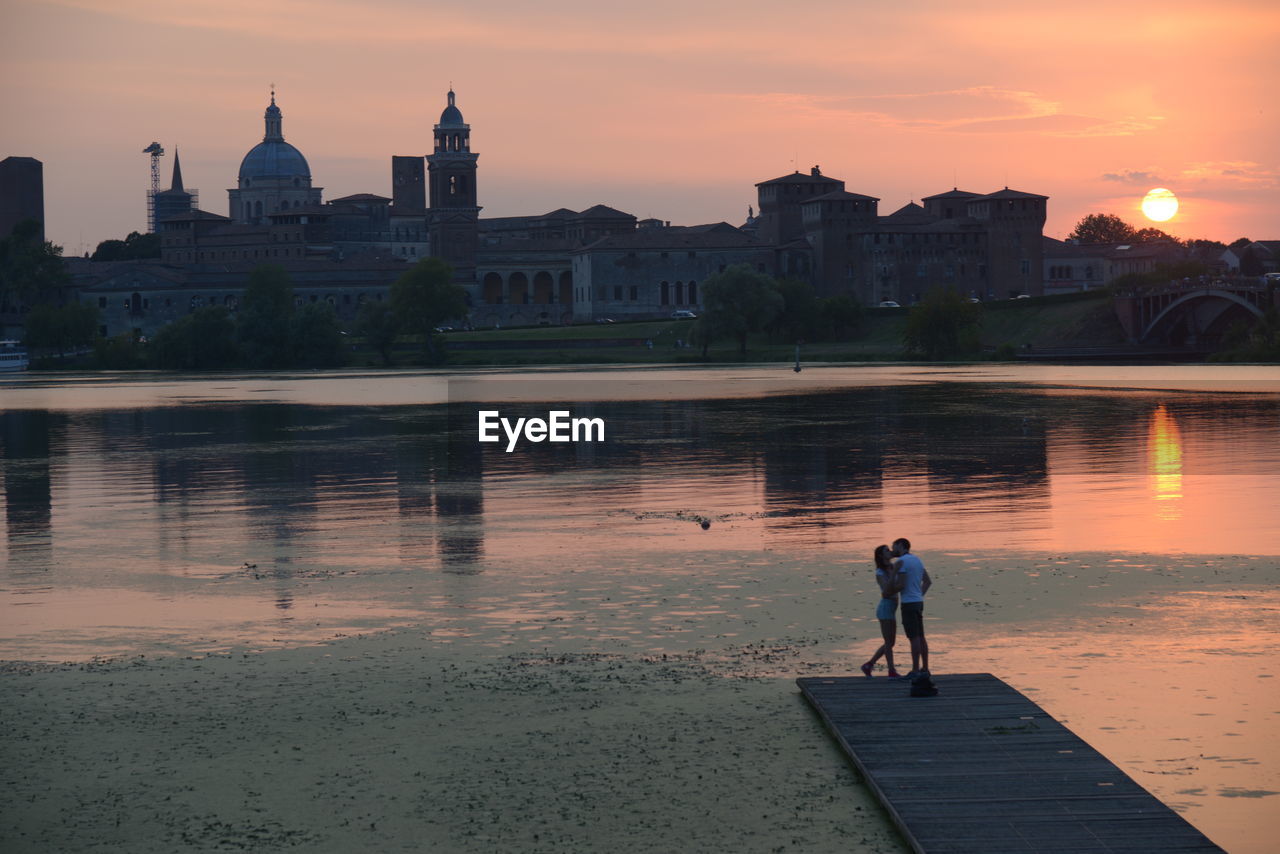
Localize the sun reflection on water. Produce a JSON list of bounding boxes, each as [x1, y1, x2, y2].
[[1148, 404, 1184, 519]]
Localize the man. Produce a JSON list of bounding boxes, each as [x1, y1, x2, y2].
[[892, 537, 932, 679]]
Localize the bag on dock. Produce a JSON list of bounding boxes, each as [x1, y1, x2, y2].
[[909, 673, 939, 697]]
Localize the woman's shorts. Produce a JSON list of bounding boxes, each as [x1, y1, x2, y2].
[[876, 598, 897, 621]]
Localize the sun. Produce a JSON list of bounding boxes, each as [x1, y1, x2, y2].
[[1141, 187, 1179, 222]]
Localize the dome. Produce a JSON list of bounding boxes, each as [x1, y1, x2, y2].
[[438, 89, 466, 127], [238, 141, 311, 180]]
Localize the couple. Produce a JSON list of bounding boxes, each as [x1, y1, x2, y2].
[[860, 537, 931, 680]]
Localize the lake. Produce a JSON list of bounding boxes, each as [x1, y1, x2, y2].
[[1, 363, 1277, 851]]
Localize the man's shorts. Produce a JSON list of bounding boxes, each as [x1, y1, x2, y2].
[[901, 601, 925, 638]]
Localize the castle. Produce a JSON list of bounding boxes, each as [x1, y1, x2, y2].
[[79, 91, 1047, 337]]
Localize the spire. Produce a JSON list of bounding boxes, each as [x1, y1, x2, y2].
[[264, 88, 283, 142], [170, 147, 184, 192]]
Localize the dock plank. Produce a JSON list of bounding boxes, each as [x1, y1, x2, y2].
[[797, 674, 1224, 853]]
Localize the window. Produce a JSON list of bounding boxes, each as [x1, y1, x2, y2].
[[1021, 260, 1030, 276], [660, 281, 670, 305], [629, 285, 638, 301], [98, 297, 107, 308], [613, 286, 623, 301], [688, 281, 697, 303]]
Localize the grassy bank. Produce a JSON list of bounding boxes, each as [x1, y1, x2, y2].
[[351, 292, 1124, 367]]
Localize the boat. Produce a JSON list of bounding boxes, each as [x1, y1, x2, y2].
[[0, 340, 30, 372]]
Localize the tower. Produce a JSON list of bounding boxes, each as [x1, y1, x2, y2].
[[152, 147, 197, 227], [0, 156, 44, 241], [391, 155, 426, 212], [426, 89, 480, 280]]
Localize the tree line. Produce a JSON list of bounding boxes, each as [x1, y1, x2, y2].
[[145, 257, 467, 370]]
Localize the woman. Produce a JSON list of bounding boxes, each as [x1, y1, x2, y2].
[[861, 545, 903, 678]]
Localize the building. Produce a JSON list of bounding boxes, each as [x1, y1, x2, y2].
[[79, 90, 1051, 337], [0, 156, 44, 240], [1221, 240, 1280, 275], [1043, 238, 1185, 292]]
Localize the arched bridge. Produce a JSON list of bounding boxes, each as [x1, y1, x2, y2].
[[1114, 279, 1272, 346]]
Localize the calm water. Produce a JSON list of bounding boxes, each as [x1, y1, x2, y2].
[[2, 365, 1278, 652], [2, 364, 1278, 850]]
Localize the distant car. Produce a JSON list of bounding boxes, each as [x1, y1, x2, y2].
[[1014, 294, 1031, 300], [878, 300, 901, 308], [671, 310, 697, 319], [966, 297, 981, 303], [594, 317, 615, 324], [433, 325, 453, 332]]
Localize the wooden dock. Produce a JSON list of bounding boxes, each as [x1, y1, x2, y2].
[[797, 673, 1224, 853]]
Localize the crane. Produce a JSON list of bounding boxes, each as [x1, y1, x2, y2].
[[142, 141, 164, 232]]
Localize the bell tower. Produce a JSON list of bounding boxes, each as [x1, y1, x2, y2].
[[426, 89, 480, 281]]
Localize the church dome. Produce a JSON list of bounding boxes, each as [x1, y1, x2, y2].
[[238, 141, 311, 180], [438, 89, 466, 127], [238, 92, 311, 181]]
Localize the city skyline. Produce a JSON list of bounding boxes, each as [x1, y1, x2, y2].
[[3, 0, 1278, 254]]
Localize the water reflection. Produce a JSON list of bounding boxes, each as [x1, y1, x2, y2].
[[1149, 404, 1184, 519], [1, 411, 59, 566], [1, 377, 1278, 657]]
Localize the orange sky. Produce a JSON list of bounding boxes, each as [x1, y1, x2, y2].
[[2, 0, 1278, 254]]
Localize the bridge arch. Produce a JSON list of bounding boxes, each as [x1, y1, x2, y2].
[[1142, 289, 1264, 345]]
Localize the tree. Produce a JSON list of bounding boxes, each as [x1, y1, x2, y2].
[[1067, 213, 1136, 244], [237, 264, 295, 368], [1133, 227, 1179, 244], [819, 294, 863, 340], [289, 301, 345, 368], [23, 301, 99, 358], [354, 299, 399, 365], [1184, 238, 1227, 265], [766, 278, 820, 342], [91, 231, 161, 262], [902, 287, 982, 359], [93, 332, 144, 370], [0, 218, 70, 310], [1211, 305, 1280, 362], [1229, 237, 1252, 249], [697, 264, 784, 356], [152, 306, 238, 370], [390, 257, 467, 361]]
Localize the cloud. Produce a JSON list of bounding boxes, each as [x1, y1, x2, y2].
[[1102, 169, 1164, 185], [739, 86, 1159, 138], [1178, 161, 1280, 187]]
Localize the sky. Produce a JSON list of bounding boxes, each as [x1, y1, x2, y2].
[[2, 0, 1278, 255]]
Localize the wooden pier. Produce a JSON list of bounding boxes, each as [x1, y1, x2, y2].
[[797, 673, 1224, 853]]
